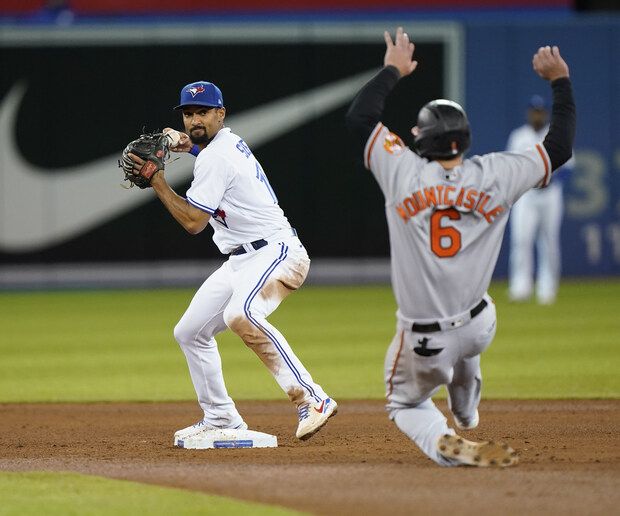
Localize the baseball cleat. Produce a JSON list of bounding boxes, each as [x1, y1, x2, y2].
[[453, 409, 480, 431], [174, 419, 248, 447], [296, 397, 338, 440], [436, 434, 518, 468]]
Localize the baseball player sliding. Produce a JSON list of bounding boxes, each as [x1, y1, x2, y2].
[[346, 28, 575, 466], [121, 81, 336, 445]]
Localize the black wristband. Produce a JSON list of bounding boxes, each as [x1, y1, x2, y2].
[[550, 77, 571, 87]]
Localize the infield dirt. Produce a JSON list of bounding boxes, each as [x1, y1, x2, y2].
[[1, 400, 618, 515]]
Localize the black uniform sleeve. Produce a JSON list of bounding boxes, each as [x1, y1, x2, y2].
[[345, 66, 401, 152], [543, 77, 576, 171]]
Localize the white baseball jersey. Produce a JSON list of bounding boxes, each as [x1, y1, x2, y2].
[[365, 122, 552, 321], [185, 127, 292, 254]]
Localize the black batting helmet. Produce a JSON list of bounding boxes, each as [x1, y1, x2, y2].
[[412, 99, 471, 160]]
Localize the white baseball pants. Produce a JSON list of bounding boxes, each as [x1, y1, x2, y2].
[[384, 297, 497, 466], [509, 182, 563, 304], [173, 236, 327, 428]]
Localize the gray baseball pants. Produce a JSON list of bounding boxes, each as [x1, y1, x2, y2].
[[384, 296, 497, 466]]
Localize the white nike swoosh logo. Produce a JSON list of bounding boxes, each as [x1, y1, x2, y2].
[[0, 69, 376, 252]]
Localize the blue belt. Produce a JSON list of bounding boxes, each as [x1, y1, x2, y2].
[[230, 239, 268, 256]]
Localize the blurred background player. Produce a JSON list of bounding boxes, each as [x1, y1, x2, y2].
[[346, 28, 575, 467], [507, 95, 574, 304]]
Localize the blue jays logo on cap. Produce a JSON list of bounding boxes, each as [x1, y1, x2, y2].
[[174, 81, 224, 110], [187, 85, 205, 97]]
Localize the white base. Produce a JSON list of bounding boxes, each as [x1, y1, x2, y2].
[[175, 428, 278, 449]]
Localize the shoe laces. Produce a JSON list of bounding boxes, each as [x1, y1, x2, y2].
[[298, 403, 310, 422]]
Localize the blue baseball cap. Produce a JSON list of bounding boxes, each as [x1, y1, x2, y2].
[[528, 94, 547, 110], [174, 81, 224, 110]]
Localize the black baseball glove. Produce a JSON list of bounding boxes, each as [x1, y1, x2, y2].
[[118, 132, 169, 189]]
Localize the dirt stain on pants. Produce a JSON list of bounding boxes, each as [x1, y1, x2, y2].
[[227, 258, 310, 401]]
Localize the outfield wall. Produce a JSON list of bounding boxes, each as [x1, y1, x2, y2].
[[0, 16, 617, 287]]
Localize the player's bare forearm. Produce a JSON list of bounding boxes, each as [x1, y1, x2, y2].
[[151, 173, 211, 234]]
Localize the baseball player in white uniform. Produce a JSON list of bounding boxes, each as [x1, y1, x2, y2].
[[346, 28, 575, 466], [507, 96, 574, 304], [127, 81, 337, 444]]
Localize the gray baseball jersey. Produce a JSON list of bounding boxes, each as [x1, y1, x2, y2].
[[365, 122, 552, 322]]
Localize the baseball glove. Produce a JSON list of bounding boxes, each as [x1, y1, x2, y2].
[[119, 132, 169, 189]]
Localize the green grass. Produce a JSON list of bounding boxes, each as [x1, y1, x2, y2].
[[0, 280, 618, 402], [484, 280, 620, 397], [0, 471, 300, 515]]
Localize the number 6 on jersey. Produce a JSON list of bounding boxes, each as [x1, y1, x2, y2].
[[430, 208, 462, 258]]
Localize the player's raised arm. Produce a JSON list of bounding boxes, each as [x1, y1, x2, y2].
[[345, 27, 418, 150], [533, 46, 576, 171]]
